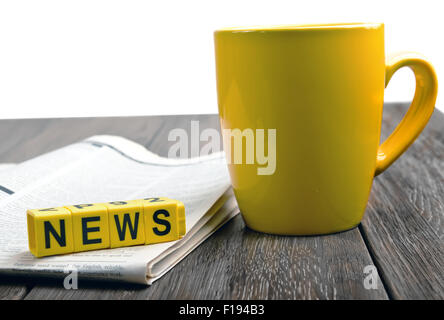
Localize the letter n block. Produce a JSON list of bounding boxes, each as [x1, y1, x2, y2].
[[142, 197, 186, 244], [27, 207, 74, 257], [104, 200, 145, 248], [65, 203, 110, 252]]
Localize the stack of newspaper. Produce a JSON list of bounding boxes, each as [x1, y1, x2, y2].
[[0, 135, 238, 284]]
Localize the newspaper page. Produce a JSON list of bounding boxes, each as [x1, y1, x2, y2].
[[0, 164, 16, 172], [0, 135, 231, 284]]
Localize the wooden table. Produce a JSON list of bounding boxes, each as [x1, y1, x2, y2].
[[0, 102, 443, 300]]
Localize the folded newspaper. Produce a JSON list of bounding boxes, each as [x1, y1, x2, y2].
[[0, 135, 238, 285]]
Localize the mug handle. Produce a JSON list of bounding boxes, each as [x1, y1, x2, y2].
[[375, 53, 438, 176]]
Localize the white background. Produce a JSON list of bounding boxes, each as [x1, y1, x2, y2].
[[0, 0, 442, 119]]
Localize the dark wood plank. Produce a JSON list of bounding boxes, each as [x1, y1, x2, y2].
[[361, 103, 444, 299], [0, 116, 162, 163], [0, 280, 29, 300], [21, 113, 387, 299], [24, 215, 388, 300], [0, 115, 222, 163]]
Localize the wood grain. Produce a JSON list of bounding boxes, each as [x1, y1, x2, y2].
[[24, 215, 387, 300], [0, 115, 222, 163], [0, 102, 442, 299], [0, 280, 29, 300], [360, 103, 444, 299]]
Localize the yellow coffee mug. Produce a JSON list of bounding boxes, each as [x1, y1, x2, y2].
[[214, 23, 438, 235]]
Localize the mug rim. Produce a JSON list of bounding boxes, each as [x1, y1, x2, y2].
[[215, 22, 383, 33]]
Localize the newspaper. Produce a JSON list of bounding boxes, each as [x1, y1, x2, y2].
[[0, 135, 237, 285]]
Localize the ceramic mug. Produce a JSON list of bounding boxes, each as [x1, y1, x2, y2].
[[214, 23, 438, 235]]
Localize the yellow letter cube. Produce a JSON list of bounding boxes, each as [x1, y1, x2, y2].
[[104, 200, 145, 248], [27, 207, 74, 258], [142, 197, 186, 244], [66, 203, 110, 252], [27, 198, 186, 258]]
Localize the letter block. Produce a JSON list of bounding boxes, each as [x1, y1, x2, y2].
[[27, 198, 186, 258], [142, 197, 186, 244], [104, 200, 146, 248], [27, 207, 74, 258], [66, 203, 110, 252]]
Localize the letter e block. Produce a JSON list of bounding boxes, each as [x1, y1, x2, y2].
[[142, 198, 186, 244], [104, 200, 145, 248], [27, 207, 74, 257], [66, 203, 110, 252]]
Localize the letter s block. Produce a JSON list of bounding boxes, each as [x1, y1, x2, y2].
[[27, 207, 74, 258], [142, 198, 186, 244], [104, 200, 145, 248], [65, 203, 110, 252]]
